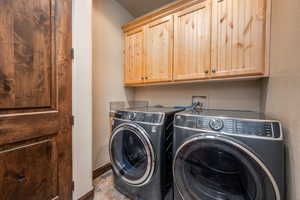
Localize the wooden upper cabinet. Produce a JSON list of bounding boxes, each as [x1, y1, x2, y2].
[[122, 0, 270, 85], [124, 27, 144, 85], [211, 0, 267, 77], [174, 0, 212, 81], [144, 16, 173, 83]]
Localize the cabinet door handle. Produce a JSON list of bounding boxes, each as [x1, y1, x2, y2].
[[141, 77, 144, 80], [212, 69, 216, 73], [145, 77, 148, 80], [204, 70, 209, 74]]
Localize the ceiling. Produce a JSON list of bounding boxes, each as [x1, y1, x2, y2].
[[115, 0, 177, 18]]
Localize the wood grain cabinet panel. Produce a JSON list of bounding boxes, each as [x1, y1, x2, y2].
[[144, 16, 173, 83], [173, 0, 212, 81], [124, 27, 145, 85], [0, 140, 57, 200], [0, 0, 72, 199], [0, 0, 52, 108], [211, 0, 267, 77]]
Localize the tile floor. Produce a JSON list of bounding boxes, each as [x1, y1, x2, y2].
[[93, 170, 129, 200]]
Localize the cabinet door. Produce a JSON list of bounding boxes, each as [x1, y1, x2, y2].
[[0, 0, 72, 199], [124, 27, 144, 85], [173, 1, 212, 81], [144, 16, 173, 83], [0, 140, 57, 200], [211, 0, 267, 77]]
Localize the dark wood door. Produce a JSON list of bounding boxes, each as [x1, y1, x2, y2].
[[0, 0, 72, 199]]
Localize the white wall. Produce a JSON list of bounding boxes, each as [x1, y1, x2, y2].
[[92, 0, 134, 170], [262, 0, 300, 199], [135, 80, 262, 112], [72, 0, 93, 199]]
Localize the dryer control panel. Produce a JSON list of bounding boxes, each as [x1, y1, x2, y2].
[[114, 111, 163, 124], [175, 115, 282, 139]]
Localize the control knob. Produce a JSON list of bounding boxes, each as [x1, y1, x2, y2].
[[209, 118, 224, 131], [128, 112, 136, 121]]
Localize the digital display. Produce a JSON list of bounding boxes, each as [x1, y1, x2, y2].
[[236, 121, 273, 137]]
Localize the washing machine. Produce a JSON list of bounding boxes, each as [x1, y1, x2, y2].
[[173, 109, 285, 200], [109, 107, 184, 200]]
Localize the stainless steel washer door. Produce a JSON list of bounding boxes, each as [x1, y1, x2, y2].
[[173, 135, 280, 200], [110, 123, 155, 186]]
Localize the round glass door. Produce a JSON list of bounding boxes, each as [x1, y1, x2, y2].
[[110, 124, 155, 186], [173, 135, 279, 200]]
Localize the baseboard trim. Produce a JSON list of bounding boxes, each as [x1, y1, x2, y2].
[[93, 163, 112, 179], [78, 189, 94, 200]]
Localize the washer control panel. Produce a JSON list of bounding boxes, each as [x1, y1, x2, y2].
[[235, 120, 274, 137], [114, 111, 163, 124], [175, 115, 281, 139]]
